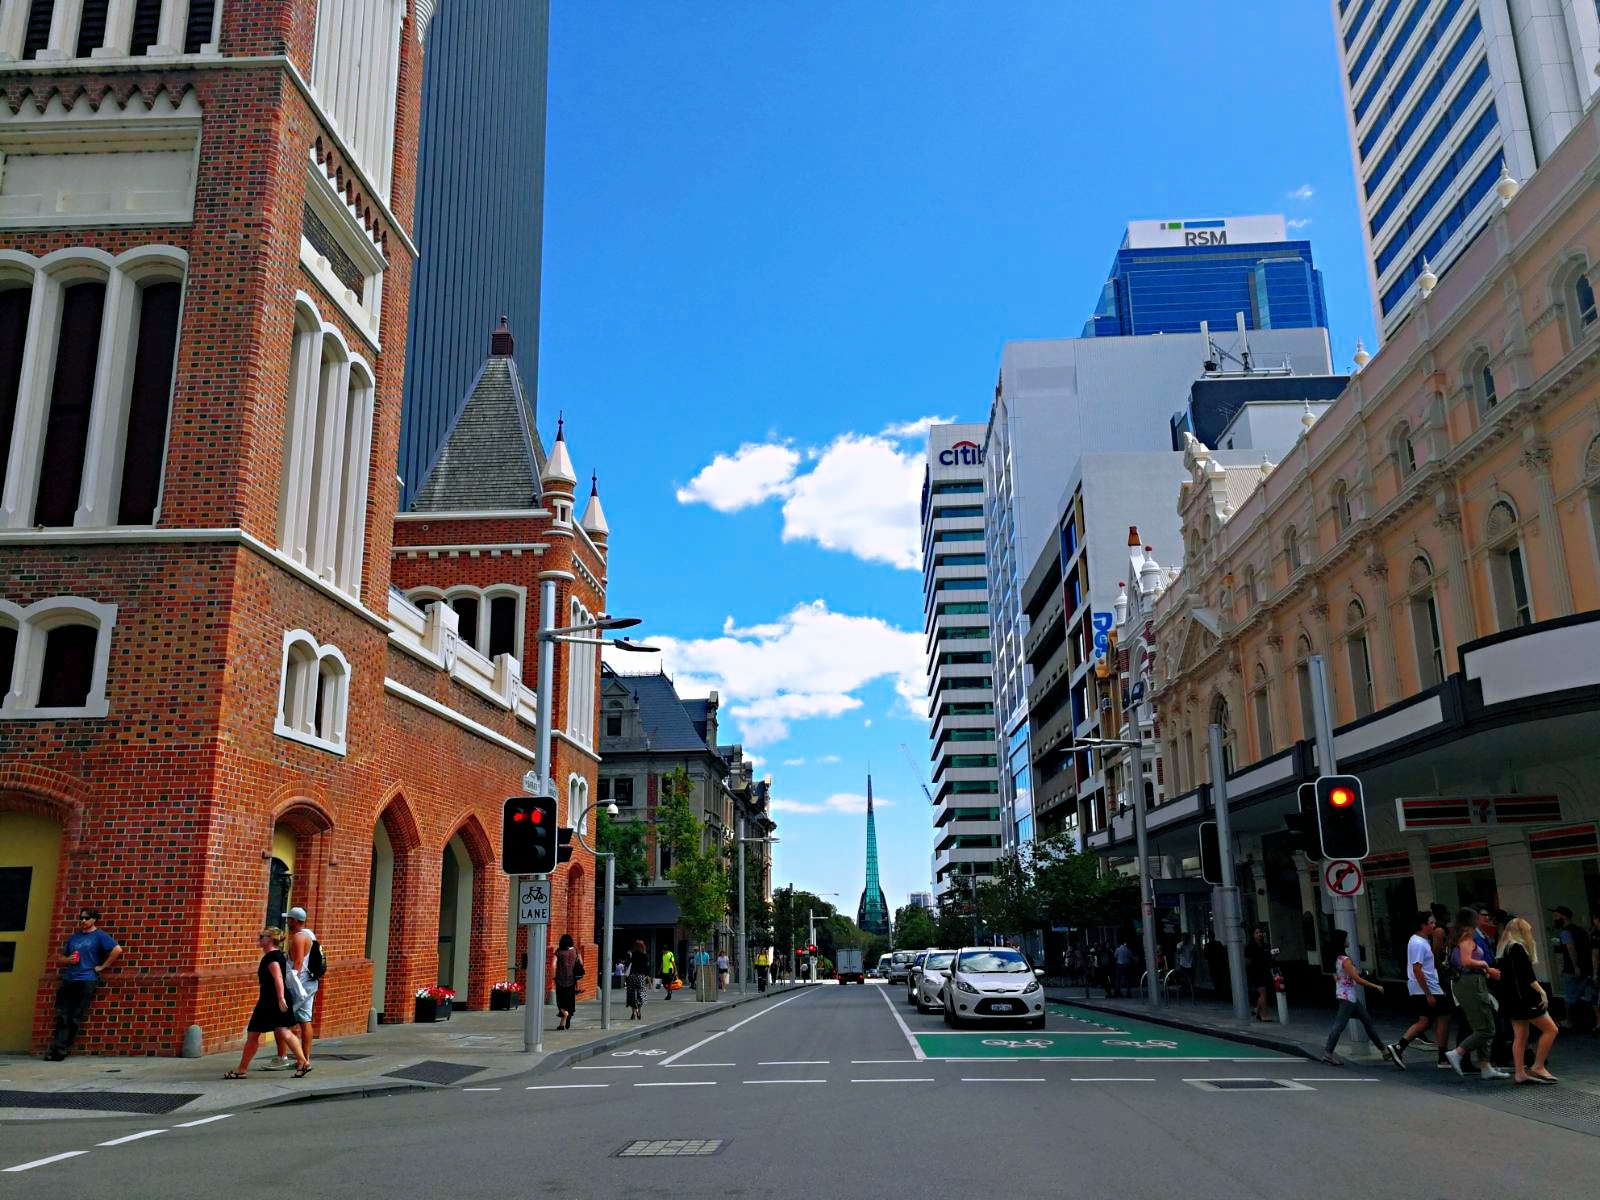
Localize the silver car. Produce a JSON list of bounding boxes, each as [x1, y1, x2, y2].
[[903, 950, 931, 1005], [912, 950, 956, 1014], [943, 947, 1046, 1028]]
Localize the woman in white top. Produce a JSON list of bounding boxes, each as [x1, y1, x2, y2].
[[1320, 929, 1399, 1068]]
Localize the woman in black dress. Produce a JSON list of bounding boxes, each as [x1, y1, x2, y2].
[[553, 933, 583, 1031], [626, 939, 651, 1020], [1245, 926, 1274, 1021], [1497, 917, 1558, 1083], [225, 928, 310, 1079]]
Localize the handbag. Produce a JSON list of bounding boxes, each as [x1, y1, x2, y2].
[[573, 957, 585, 980]]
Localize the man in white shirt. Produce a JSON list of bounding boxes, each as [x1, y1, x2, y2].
[[1389, 910, 1449, 1069], [269, 906, 319, 1069]]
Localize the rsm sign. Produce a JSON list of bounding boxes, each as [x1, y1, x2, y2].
[[1125, 215, 1287, 250], [939, 439, 984, 466]]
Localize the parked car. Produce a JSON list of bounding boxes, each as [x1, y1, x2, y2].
[[913, 950, 956, 1013], [942, 947, 1046, 1028], [875, 953, 893, 979], [904, 950, 931, 1004], [885, 951, 917, 985]]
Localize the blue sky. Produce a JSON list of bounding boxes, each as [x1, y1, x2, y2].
[[539, 3, 1379, 913]]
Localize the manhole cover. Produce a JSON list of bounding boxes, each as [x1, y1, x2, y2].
[[616, 1139, 726, 1158], [383, 1061, 484, 1086], [1186, 1078, 1313, 1093], [0, 1089, 201, 1114]]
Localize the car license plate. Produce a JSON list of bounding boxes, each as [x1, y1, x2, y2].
[[990, 1002, 1013, 1012]]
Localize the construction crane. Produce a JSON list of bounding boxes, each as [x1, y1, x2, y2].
[[901, 743, 934, 804]]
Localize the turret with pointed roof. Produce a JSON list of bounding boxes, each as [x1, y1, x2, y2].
[[857, 776, 890, 935]]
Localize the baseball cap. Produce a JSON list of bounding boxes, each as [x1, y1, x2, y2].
[[1550, 905, 1574, 920], [287, 906, 308, 922]]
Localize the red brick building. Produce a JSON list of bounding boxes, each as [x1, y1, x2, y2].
[[0, 2, 606, 1055]]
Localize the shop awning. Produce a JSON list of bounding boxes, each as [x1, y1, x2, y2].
[[614, 893, 681, 927]]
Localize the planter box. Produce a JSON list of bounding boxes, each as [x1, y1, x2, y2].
[[489, 991, 521, 1011], [413, 997, 453, 1023]]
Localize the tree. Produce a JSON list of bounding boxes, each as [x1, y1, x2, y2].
[[595, 809, 650, 890], [891, 903, 936, 951], [977, 846, 1041, 938], [726, 848, 773, 949], [1030, 834, 1137, 931], [657, 767, 728, 942]]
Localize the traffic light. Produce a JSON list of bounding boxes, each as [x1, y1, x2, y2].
[[1199, 820, 1222, 885], [1314, 774, 1369, 860], [1284, 782, 1324, 861], [502, 794, 557, 874], [557, 826, 575, 865]]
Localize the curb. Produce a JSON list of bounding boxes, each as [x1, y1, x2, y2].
[[1046, 992, 1319, 1061]]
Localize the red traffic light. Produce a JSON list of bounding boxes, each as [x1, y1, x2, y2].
[[529, 807, 543, 823], [1329, 787, 1355, 808]]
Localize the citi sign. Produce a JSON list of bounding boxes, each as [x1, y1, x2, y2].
[[939, 440, 985, 466]]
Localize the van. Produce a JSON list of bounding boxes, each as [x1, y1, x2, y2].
[[886, 950, 917, 985]]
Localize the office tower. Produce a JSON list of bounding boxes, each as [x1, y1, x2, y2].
[[400, 0, 551, 505], [1331, 0, 1600, 336], [922, 426, 1003, 895], [1083, 216, 1329, 337], [858, 777, 891, 934]]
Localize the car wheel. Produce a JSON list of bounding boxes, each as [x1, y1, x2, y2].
[[942, 1000, 954, 1026]]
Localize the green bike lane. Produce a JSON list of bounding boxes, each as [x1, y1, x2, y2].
[[907, 1002, 1298, 1062]]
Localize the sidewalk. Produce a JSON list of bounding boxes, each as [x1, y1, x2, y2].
[[0, 982, 803, 1122]]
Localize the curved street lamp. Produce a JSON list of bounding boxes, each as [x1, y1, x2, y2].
[[571, 797, 620, 1029]]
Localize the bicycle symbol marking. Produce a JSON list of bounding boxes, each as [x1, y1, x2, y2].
[[1101, 1038, 1178, 1049], [611, 1048, 666, 1057], [979, 1038, 1053, 1049], [520, 882, 548, 906]]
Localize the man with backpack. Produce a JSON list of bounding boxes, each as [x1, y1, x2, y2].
[[268, 906, 325, 1068], [1551, 906, 1593, 1029]]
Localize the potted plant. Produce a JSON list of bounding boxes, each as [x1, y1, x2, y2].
[[489, 980, 524, 1011], [414, 985, 455, 1023]]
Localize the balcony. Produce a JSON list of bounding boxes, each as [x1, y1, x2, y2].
[[1025, 636, 1071, 711], [1023, 594, 1065, 662]]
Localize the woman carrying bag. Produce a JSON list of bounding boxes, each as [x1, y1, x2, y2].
[[553, 933, 585, 1031], [1497, 917, 1559, 1084]]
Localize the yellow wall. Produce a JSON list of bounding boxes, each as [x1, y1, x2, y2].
[[0, 813, 62, 1051]]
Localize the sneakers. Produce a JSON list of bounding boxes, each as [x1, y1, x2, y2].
[[1436, 1058, 1454, 1069], [1445, 1048, 1466, 1076], [260, 1056, 294, 1071], [1386, 1042, 1406, 1069], [1479, 1066, 1511, 1080]]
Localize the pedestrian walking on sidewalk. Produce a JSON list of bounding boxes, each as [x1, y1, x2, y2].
[[225, 928, 310, 1079], [756, 949, 770, 993], [716, 951, 730, 991], [1549, 906, 1592, 1030], [1497, 917, 1559, 1084], [1444, 908, 1508, 1080], [626, 940, 651, 1019], [1319, 930, 1398, 1068], [46, 907, 123, 1061], [660, 947, 677, 997], [265, 906, 320, 1071], [1246, 926, 1274, 1021], [1391, 910, 1451, 1069], [553, 933, 583, 1030]]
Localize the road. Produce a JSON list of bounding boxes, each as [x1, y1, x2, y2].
[[2, 983, 1593, 1198]]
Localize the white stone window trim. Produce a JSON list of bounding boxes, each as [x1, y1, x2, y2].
[[300, 161, 387, 349], [568, 773, 589, 835], [0, 244, 188, 531], [564, 595, 596, 749], [0, 1, 225, 64], [278, 291, 375, 598], [274, 629, 350, 755], [405, 584, 527, 663], [0, 595, 117, 719], [308, 0, 406, 202]]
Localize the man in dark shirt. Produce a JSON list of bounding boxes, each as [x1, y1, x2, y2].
[[47, 907, 123, 1060]]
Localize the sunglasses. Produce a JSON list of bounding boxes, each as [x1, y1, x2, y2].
[[78, 914, 95, 921]]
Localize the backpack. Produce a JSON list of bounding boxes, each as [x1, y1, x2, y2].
[[307, 938, 327, 981]]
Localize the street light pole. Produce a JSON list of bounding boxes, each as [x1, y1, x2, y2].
[[572, 798, 619, 1029]]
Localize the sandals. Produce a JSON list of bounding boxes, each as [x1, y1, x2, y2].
[[222, 1070, 247, 1079], [293, 1064, 313, 1078], [1529, 1070, 1558, 1083]]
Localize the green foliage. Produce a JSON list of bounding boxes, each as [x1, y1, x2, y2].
[[891, 904, 937, 950], [656, 767, 729, 941], [946, 834, 1138, 941], [726, 849, 774, 947], [595, 809, 650, 890]]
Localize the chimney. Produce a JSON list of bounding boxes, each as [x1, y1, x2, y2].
[[1127, 525, 1140, 547], [490, 315, 514, 357]]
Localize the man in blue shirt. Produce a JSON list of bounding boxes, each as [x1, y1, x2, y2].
[[47, 907, 123, 1061]]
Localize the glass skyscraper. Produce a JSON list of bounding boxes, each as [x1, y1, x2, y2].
[[1083, 215, 1329, 338]]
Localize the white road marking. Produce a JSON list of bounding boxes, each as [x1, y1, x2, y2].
[[97, 1130, 167, 1146], [527, 1084, 609, 1090], [851, 1059, 917, 1064], [634, 1081, 717, 1087], [960, 1077, 1045, 1082], [915, 1030, 1125, 1037], [461, 1087, 502, 1092], [174, 1114, 233, 1128], [1070, 1077, 1155, 1082], [1291, 1077, 1379, 1082], [874, 983, 928, 1061], [573, 1064, 644, 1070], [758, 1060, 830, 1065], [852, 1078, 935, 1083], [743, 1079, 827, 1085], [665, 1062, 735, 1068], [4, 1151, 90, 1172], [657, 988, 813, 1067]]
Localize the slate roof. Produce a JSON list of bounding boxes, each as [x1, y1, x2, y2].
[[410, 356, 547, 512], [621, 672, 709, 753]]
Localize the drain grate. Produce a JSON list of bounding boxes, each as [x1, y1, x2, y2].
[[0, 1089, 200, 1114], [1498, 1086, 1600, 1122], [616, 1139, 726, 1158], [1186, 1078, 1313, 1093], [383, 1061, 484, 1086]]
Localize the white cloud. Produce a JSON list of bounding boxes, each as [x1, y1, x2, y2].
[[1286, 218, 1312, 230], [770, 792, 894, 816], [782, 757, 808, 767], [816, 754, 841, 764], [606, 599, 924, 746], [674, 442, 800, 512], [880, 414, 958, 439], [771, 799, 825, 813], [1288, 184, 1314, 201]]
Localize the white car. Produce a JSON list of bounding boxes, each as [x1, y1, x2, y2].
[[912, 950, 956, 1013], [904, 950, 932, 1005], [942, 947, 1046, 1028]]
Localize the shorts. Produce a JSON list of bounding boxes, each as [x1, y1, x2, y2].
[[1561, 975, 1591, 1005], [1408, 990, 1449, 1018], [292, 987, 316, 1024]]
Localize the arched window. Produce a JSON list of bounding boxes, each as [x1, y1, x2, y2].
[[1393, 422, 1417, 481], [276, 631, 349, 752], [1476, 358, 1498, 413], [1284, 526, 1302, 571], [1556, 258, 1598, 346], [1408, 556, 1445, 688], [1345, 598, 1374, 718], [1251, 664, 1273, 758], [1485, 500, 1532, 629], [565, 596, 597, 747], [0, 596, 117, 718], [1576, 272, 1597, 331], [1210, 694, 1235, 774], [1242, 566, 1257, 608], [1332, 481, 1352, 534], [1586, 435, 1600, 570]]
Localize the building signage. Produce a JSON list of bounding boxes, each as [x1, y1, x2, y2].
[[1123, 214, 1287, 250], [938, 439, 985, 466], [1091, 611, 1114, 659], [1396, 794, 1563, 832]]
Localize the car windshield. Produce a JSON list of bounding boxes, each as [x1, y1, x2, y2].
[[912, 953, 928, 967], [956, 950, 1030, 973], [924, 952, 955, 970]]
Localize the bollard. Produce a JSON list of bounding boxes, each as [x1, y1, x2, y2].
[[1275, 988, 1288, 1026], [180, 1025, 204, 1058]]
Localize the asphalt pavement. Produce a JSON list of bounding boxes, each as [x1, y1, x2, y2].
[[3, 981, 1595, 1198]]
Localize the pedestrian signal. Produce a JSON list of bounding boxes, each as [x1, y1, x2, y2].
[[1199, 820, 1222, 885], [502, 795, 557, 874], [1284, 782, 1324, 861], [1314, 774, 1368, 860], [557, 825, 575, 865]]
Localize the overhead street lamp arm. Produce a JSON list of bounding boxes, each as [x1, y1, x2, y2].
[[571, 796, 620, 1032]]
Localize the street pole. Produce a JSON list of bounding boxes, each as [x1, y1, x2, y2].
[[969, 873, 979, 945], [1208, 722, 1250, 1020], [522, 579, 561, 1052], [571, 800, 614, 1031], [737, 813, 747, 995], [1128, 702, 1161, 1008], [1309, 656, 1359, 967]]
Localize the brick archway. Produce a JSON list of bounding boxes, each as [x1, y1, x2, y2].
[[442, 813, 498, 1010], [374, 794, 424, 1021]]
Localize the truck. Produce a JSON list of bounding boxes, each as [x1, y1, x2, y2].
[[834, 948, 866, 984]]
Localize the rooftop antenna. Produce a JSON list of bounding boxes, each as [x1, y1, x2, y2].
[[1236, 311, 1252, 373], [1200, 320, 1218, 373]]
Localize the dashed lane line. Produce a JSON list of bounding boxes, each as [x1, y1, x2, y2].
[[851, 1059, 917, 1064], [461, 1087, 502, 1092], [634, 1081, 716, 1087], [743, 1079, 827, 1085], [1070, 1077, 1156, 1082], [96, 1131, 168, 1146], [174, 1115, 233, 1128], [4, 1151, 90, 1173], [759, 1060, 829, 1065], [960, 1077, 1045, 1083], [4, 1112, 233, 1175], [665, 1062, 735, 1068], [573, 1064, 644, 1070], [657, 988, 814, 1067], [527, 1084, 609, 1090], [852, 1078, 935, 1084]]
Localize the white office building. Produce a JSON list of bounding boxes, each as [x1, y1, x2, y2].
[[922, 424, 1002, 897], [1332, 0, 1600, 336]]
